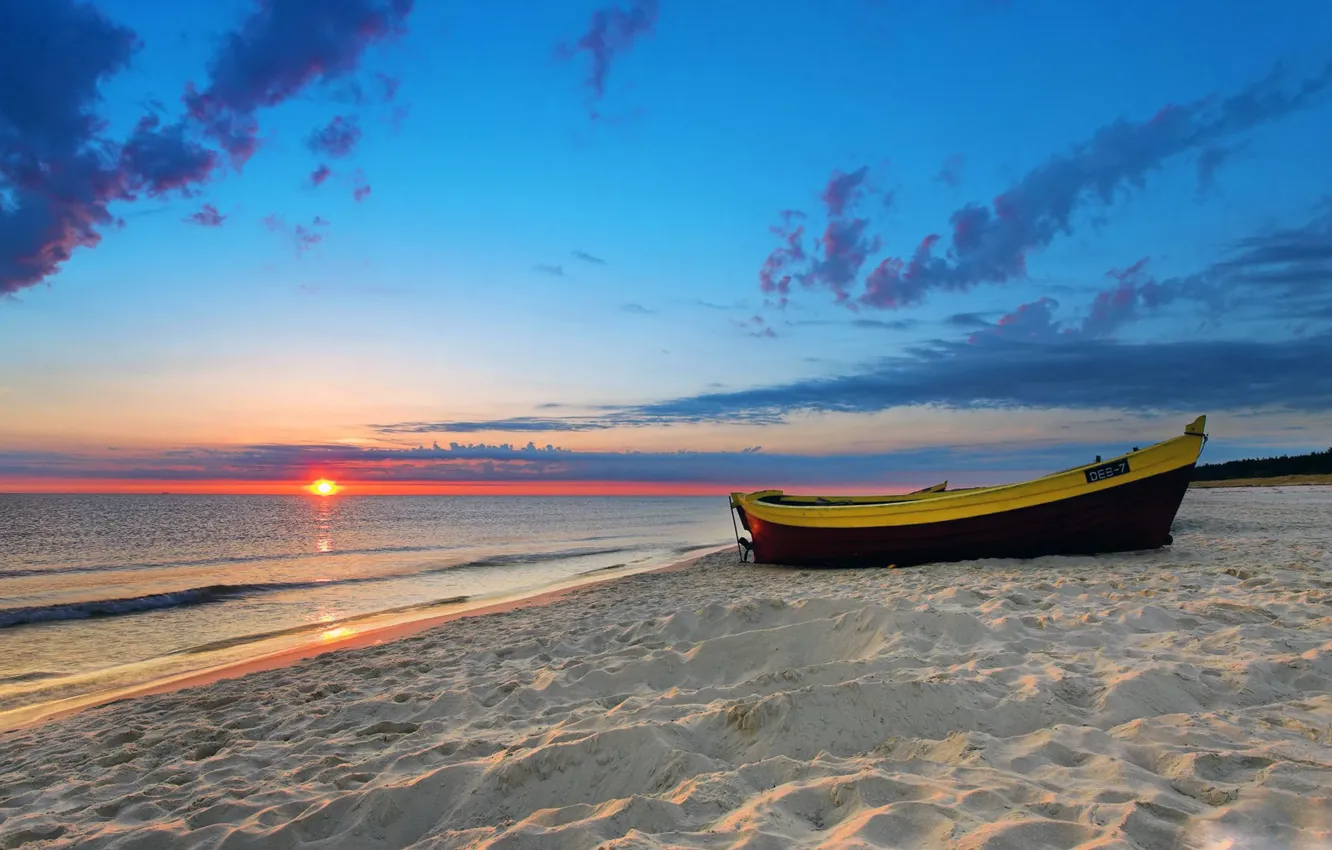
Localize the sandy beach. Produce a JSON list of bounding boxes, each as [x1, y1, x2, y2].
[[2, 487, 1330, 849]]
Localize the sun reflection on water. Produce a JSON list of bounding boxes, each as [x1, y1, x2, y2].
[[314, 496, 333, 553]]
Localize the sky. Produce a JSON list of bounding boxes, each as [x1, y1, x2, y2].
[[2, 0, 1331, 495]]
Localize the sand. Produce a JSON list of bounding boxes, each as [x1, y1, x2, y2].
[[2, 487, 1330, 849]]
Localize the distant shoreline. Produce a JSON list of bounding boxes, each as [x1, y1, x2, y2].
[[1191, 473, 1332, 488]]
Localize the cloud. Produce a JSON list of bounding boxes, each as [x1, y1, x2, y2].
[[1075, 259, 1174, 339], [264, 214, 326, 254], [696, 299, 750, 311], [789, 318, 918, 332], [534, 263, 566, 277], [1, 0, 412, 297], [734, 314, 776, 338], [119, 116, 218, 197], [573, 250, 607, 265], [377, 417, 615, 434], [935, 153, 964, 187], [1213, 207, 1332, 287], [981, 205, 1332, 343], [559, 0, 658, 112], [183, 204, 226, 227], [0, 0, 137, 295], [0, 439, 1056, 488], [1195, 145, 1238, 194], [852, 318, 917, 331], [616, 333, 1332, 423], [311, 164, 332, 185], [185, 0, 412, 164], [821, 166, 872, 217], [307, 115, 362, 158], [758, 210, 807, 307], [621, 302, 653, 314], [352, 169, 371, 201], [946, 312, 992, 329], [970, 296, 1062, 342], [805, 217, 881, 305], [760, 165, 896, 308], [861, 234, 938, 310], [761, 59, 1332, 314]]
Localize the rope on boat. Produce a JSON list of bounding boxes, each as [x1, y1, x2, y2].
[[729, 499, 753, 563]]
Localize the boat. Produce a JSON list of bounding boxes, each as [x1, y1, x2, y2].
[[729, 415, 1208, 567]]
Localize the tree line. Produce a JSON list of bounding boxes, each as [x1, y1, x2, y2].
[[1192, 447, 1332, 481]]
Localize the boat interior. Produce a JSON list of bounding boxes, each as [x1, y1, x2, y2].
[[754, 481, 951, 506]]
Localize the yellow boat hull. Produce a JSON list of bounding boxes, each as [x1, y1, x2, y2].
[[730, 416, 1207, 567]]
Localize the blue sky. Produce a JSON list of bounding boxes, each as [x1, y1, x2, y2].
[[1, 0, 1330, 492]]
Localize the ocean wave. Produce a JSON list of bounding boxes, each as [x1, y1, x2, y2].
[[0, 580, 361, 629], [1, 543, 702, 629], [0, 543, 464, 580], [0, 671, 65, 686], [434, 546, 637, 572]]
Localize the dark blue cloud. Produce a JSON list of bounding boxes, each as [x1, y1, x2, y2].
[[374, 329, 1332, 438], [0, 441, 1136, 488], [1, 0, 413, 296], [629, 333, 1332, 422], [0, 0, 136, 295], [1213, 208, 1332, 296], [1195, 145, 1241, 194], [306, 115, 362, 159], [377, 417, 615, 434], [263, 213, 327, 254], [945, 312, 993, 329], [559, 0, 658, 114], [183, 204, 226, 227], [572, 250, 606, 265], [187, 0, 412, 163], [120, 116, 218, 197], [935, 153, 964, 188], [1042, 206, 1332, 338], [789, 318, 918, 332]]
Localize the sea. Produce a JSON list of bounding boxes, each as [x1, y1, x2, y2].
[[0, 494, 736, 720]]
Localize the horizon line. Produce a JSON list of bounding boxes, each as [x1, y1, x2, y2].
[[0, 478, 977, 497]]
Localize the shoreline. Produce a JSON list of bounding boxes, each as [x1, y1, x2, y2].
[[1191, 473, 1332, 488], [0, 545, 733, 733]]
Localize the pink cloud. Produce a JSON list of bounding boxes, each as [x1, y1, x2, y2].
[[559, 0, 658, 111], [307, 115, 363, 159], [183, 204, 226, 227]]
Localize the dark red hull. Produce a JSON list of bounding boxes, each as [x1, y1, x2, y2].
[[738, 464, 1195, 567]]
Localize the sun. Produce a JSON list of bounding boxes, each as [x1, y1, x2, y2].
[[310, 479, 338, 496]]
